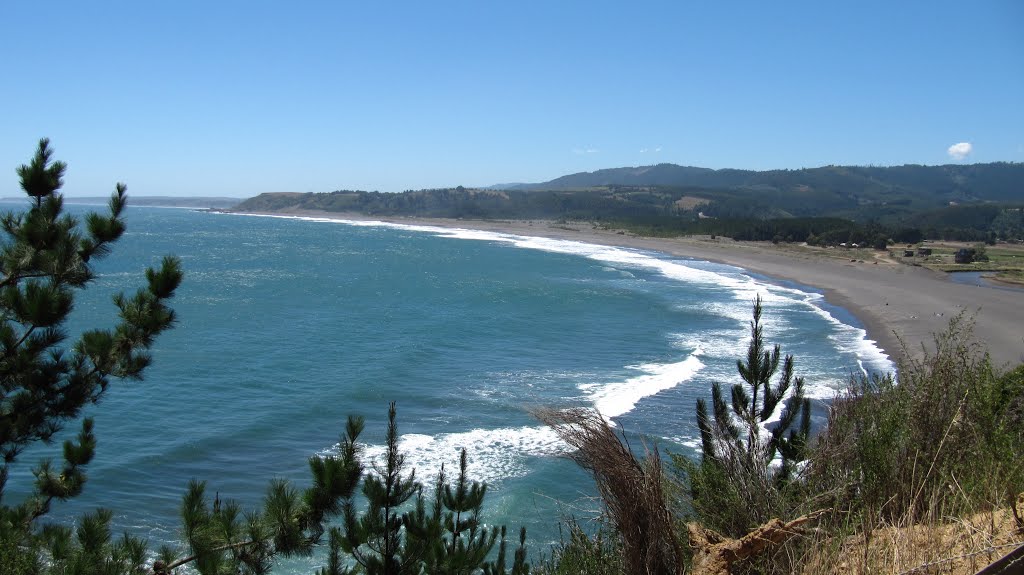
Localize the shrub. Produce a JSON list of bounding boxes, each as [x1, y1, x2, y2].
[[807, 314, 1024, 525], [533, 521, 623, 575], [675, 296, 810, 537]]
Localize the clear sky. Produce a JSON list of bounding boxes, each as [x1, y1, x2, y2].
[[2, 1, 1022, 197]]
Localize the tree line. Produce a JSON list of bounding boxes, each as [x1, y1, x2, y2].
[[234, 186, 1024, 244]]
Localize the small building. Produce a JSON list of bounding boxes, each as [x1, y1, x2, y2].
[[954, 248, 976, 264], [903, 249, 915, 257], [917, 247, 932, 256]]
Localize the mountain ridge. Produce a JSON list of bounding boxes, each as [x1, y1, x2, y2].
[[232, 160, 1024, 242], [490, 161, 1024, 203]]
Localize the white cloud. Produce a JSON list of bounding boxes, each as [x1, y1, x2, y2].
[[947, 142, 972, 160], [573, 148, 599, 155]]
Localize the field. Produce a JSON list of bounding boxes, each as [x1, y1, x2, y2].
[[890, 241, 1024, 285]]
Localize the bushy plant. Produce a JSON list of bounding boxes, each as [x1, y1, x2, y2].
[[533, 521, 623, 575], [674, 295, 810, 537], [974, 243, 991, 262], [325, 402, 529, 575], [807, 314, 1024, 525]]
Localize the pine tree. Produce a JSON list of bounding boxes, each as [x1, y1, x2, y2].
[[163, 415, 365, 575], [337, 404, 529, 575], [683, 295, 812, 536], [405, 449, 529, 575], [436, 448, 497, 572], [696, 294, 810, 481], [339, 402, 420, 575], [0, 139, 183, 566], [482, 526, 529, 575]]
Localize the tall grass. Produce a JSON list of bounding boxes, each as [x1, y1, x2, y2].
[[541, 313, 1024, 574], [788, 315, 1024, 573], [536, 408, 686, 575], [533, 520, 624, 575], [808, 314, 1024, 526]]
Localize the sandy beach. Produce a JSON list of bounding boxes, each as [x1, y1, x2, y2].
[[242, 209, 1024, 370]]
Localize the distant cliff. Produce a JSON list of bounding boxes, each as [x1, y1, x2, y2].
[[53, 196, 243, 209]]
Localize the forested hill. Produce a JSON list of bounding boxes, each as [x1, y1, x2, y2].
[[233, 161, 1024, 242], [497, 162, 1024, 204]]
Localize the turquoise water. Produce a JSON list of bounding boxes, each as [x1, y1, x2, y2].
[[7, 205, 893, 570]]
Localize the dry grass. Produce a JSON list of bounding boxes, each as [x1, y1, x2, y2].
[[798, 502, 1023, 574], [674, 196, 709, 211], [787, 316, 1024, 575], [535, 407, 685, 575], [538, 315, 1024, 575]]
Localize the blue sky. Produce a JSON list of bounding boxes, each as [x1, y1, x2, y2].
[[2, 1, 1022, 197]]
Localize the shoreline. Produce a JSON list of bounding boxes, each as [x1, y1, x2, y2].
[[232, 209, 1024, 370]]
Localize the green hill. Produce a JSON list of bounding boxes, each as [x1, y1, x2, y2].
[[233, 162, 1024, 242], [502, 162, 1024, 205]]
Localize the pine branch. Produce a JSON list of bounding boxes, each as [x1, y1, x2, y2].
[[163, 539, 257, 571]]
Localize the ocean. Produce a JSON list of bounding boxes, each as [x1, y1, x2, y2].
[[6, 204, 893, 570]]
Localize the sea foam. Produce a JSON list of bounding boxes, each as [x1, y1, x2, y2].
[[248, 213, 895, 460], [265, 212, 896, 387], [348, 424, 568, 488], [581, 353, 705, 419]]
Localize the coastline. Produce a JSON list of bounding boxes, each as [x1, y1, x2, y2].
[[233, 209, 1024, 370]]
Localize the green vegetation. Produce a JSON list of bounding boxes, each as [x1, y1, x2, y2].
[[506, 163, 1024, 207], [234, 161, 1024, 245], [993, 269, 1024, 285], [809, 315, 1024, 524], [157, 403, 527, 575], [0, 139, 183, 574], [896, 241, 1024, 280], [328, 403, 527, 575], [533, 522, 622, 575], [539, 307, 1024, 575], [5, 142, 1022, 574], [682, 296, 810, 538]]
